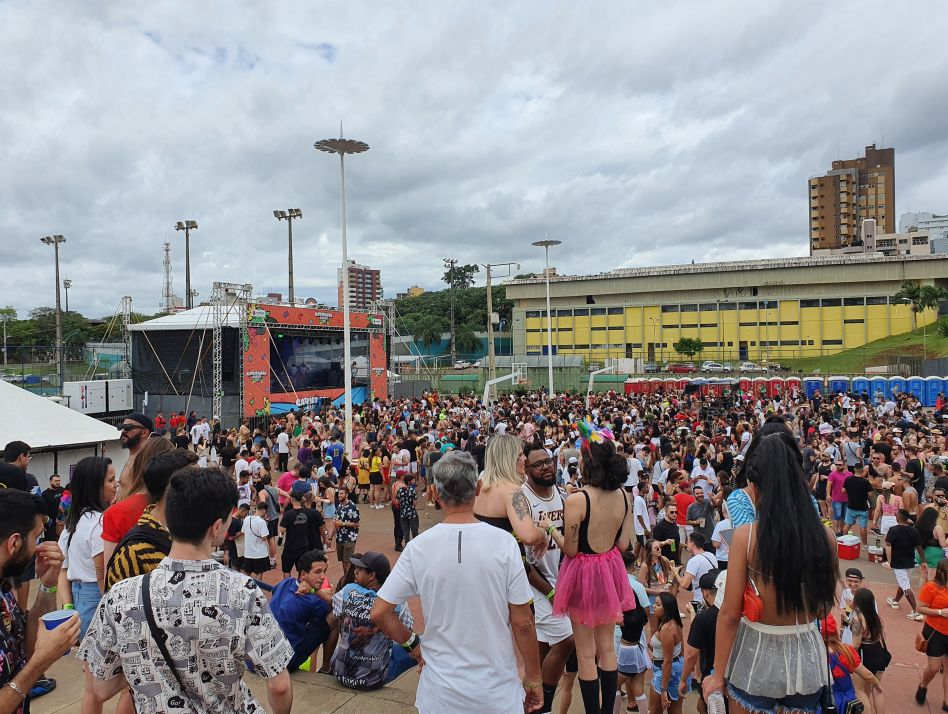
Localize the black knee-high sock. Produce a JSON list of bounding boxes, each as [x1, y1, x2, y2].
[[541, 683, 557, 713], [599, 669, 618, 714], [578, 677, 600, 714]]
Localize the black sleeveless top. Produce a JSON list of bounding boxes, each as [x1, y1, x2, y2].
[[578, 489, 628, 554]]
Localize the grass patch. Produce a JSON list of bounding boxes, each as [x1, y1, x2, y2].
[[783, 327, 948, 374]]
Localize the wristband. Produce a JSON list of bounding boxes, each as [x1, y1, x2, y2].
[[546, 589, 555, 601], [546, 524, 557, 536], [401, 632, 420, 651], [523, 679, 542, 689], [64, 603, 75, 610], [39, 583, 57, 594]]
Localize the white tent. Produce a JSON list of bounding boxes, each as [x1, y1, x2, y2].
[[0, 380, 128, 487]]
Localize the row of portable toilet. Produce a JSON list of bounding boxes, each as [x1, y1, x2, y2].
[[624, 376, 801, 399], [802, 375, 947, 407]]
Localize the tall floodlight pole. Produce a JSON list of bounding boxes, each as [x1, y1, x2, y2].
[[175, 220, 198, 309], [273, 208, 303, 304], [315, 130, 369, 459], [532, 239, 561, 399], [63, 279, 72, 315], [40, 235, 66, 390], [483, 261, 519, 384]]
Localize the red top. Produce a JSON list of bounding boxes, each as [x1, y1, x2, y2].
[[101, 493, 150, 544], [673, 492, 695, 526]]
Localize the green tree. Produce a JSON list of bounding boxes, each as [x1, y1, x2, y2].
[[894, 281, 948, 330], [454, 324, 482, 356], [673, 337, 704, 358], [937, 318, 948, 340], [412, 314, 446, 348], [442, 262, 480, 289]]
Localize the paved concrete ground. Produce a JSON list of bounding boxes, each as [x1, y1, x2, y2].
[[29, 499, 934, 713]]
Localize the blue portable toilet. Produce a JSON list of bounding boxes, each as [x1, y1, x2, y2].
[[924, 376, 944, 407], [828, 375, 849, 394], [803, 377, 824, 399], [888, 376, 906, 400], [870, 376, 887, 403], [851, 376, 870, 399], [907, 376, 925, 402]]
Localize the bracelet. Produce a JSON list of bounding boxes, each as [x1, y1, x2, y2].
[[4, 682, 26, 701], [522, 679, 542, 689], [546, 524, 557, 536], [64, 603, 75, 610], [546, 589, 555, 601], [39, 583, 57, 594]]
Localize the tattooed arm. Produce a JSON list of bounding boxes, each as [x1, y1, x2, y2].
[[507, 487, 549, 547], [561, 492, 585, 558]]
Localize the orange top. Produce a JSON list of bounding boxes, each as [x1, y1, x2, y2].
[[919, 581, 948, 635]]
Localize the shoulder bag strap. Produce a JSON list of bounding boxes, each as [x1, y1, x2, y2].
[[142, 572, 204, 711]]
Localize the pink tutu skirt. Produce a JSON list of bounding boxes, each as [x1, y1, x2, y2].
[[553, 547, 635, 627]]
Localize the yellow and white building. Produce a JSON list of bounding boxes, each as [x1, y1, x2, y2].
[[504, 254, 948, 364]]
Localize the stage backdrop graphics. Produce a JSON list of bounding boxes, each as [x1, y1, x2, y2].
[[243, 304, 386, 416]]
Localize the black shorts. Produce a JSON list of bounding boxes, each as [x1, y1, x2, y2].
[[635, 533, 647, 548], [369, 473, 383, 485], [565, 650, 578, 674], [267, 519, 278, 538], [282, 550, 304, 574], [923, 624, 948, 658], [243, 556, 271, 575]]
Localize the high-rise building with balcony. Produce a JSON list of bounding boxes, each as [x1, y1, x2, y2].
[[809, 144, 895, 254], [337, 260, 382, 310]]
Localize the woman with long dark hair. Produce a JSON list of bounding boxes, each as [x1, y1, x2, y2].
[[555, 424, 633, 714], [57, 456, 117, 639], [851, 588, 888, 714], [916, 506, 947, 572], [704, 431, 837, 713], [648, 591, 684, 713]]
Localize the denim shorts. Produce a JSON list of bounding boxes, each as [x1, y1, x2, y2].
[[844, 509, 868, 528], [727, 682, 825, 714], [651, 656, 683, 701], [832, 501, 847, 520], [71, 580, 102, 642]]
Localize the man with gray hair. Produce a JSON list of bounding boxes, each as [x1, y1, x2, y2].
[[372, 450, 543, 714]]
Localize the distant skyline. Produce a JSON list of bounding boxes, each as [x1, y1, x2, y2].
[[2, 1, 947, 318]]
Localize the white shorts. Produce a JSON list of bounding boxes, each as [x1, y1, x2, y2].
[[894, 568, 914, 592], [533, 588, 573, 645], [410, 461, 418, 474]]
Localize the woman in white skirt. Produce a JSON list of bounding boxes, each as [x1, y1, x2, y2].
[[872, 481, 901, 535]]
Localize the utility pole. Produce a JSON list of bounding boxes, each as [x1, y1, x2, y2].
[[482, 261, 519, 384], [40, 235, 66, 390], [273, 209, 303, 304], [175, 220, 198, 309], [0, 308, 12, 366], [444, 257, 457, 364]]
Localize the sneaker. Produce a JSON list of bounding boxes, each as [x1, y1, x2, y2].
[[910, 611, 925, 621], [886, 597, 900, 609], [394, 544, 403, 552], [28, 677, 56, 700]]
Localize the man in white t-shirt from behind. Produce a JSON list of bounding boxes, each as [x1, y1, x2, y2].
[[678, 532, 718, 614], [632, 481, 651, 561], [372, 450, 543, 714]]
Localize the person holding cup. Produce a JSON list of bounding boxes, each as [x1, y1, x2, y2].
[[0, 490, 80, 712]]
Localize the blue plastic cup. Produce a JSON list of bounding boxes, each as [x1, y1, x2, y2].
[[41, 609, 75, 631]]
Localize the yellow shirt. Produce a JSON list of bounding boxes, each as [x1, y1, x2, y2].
[[357, 457, 371, 485], [370, 456, 382, 474]]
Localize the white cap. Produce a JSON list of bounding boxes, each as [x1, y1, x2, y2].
[[568, 456, 578, 465]]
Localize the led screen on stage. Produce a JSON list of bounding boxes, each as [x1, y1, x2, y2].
[[269, 332, 370, 393]]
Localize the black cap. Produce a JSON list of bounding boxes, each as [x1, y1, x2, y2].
[[699, 571, 719, 590], [844, 567, 864, 579], [122, 412, 154, 432], [349, 551, 391, 583]]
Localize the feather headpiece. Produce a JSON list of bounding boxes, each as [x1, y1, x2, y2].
[[576, 417, 614, 451]]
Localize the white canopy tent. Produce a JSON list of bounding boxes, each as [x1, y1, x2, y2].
[[0, 380, 127, 488]]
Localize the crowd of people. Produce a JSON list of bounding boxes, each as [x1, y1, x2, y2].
[[3, 381, 948, 713]]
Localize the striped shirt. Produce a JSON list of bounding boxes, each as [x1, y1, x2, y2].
[[104, 507, 169, 591]]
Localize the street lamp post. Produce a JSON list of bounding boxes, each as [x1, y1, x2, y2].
[[532, 239, 561, 398], [175, 220, 198, 309], [273, 209, 303, 304], [40, 235, 66, 390], [315, 130, 369, 459], [63, 279, 72, 315]]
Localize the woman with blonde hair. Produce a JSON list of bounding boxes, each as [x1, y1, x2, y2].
[[473, 433, 548, 551], [101, 436, 174, 567]]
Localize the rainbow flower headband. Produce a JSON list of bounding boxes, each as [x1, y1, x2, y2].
[[576, 417, 614, 451]]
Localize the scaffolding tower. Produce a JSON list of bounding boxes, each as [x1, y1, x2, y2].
[[120, 296, 132, 379], [210, 282, 252, 421]]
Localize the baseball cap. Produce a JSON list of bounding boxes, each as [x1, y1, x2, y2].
[[698, 571, 719, 590], [568, 456, 578, 465], [350, 552, 391, 583], [844, 567, 864, 580]]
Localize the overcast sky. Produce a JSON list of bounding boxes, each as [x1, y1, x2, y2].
[[2, 1, 946, 319]]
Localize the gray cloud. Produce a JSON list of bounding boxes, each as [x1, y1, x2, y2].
[[1, 0, 946, 319]]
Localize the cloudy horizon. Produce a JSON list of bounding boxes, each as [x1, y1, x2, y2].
[[2, 1, 946, 319]]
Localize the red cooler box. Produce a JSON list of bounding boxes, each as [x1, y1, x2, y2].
[[837, 535, 860, 560]]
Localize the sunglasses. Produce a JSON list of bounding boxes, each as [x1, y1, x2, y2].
[[118, 424, 144, 432]]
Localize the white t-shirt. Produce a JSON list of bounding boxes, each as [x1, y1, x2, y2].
[[625, 457, 643, 487], [685, 551, 718, 603], [242, 515, 270, 559], [691, 465, 717, 496], [632, 495, 649, 536], [234, 458, 250, 477], [190, 424, 203, 445], [711, 518, 732, 561], [59, 511, 105, 583], [377, 521, 532, 714], [276, 432, 290, 454]]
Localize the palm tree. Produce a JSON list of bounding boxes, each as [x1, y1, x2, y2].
[[412, 314, 446, 349], [454, 324, 482, 357], [937, 318, 948, 340], [894, 281, 923, 330]]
